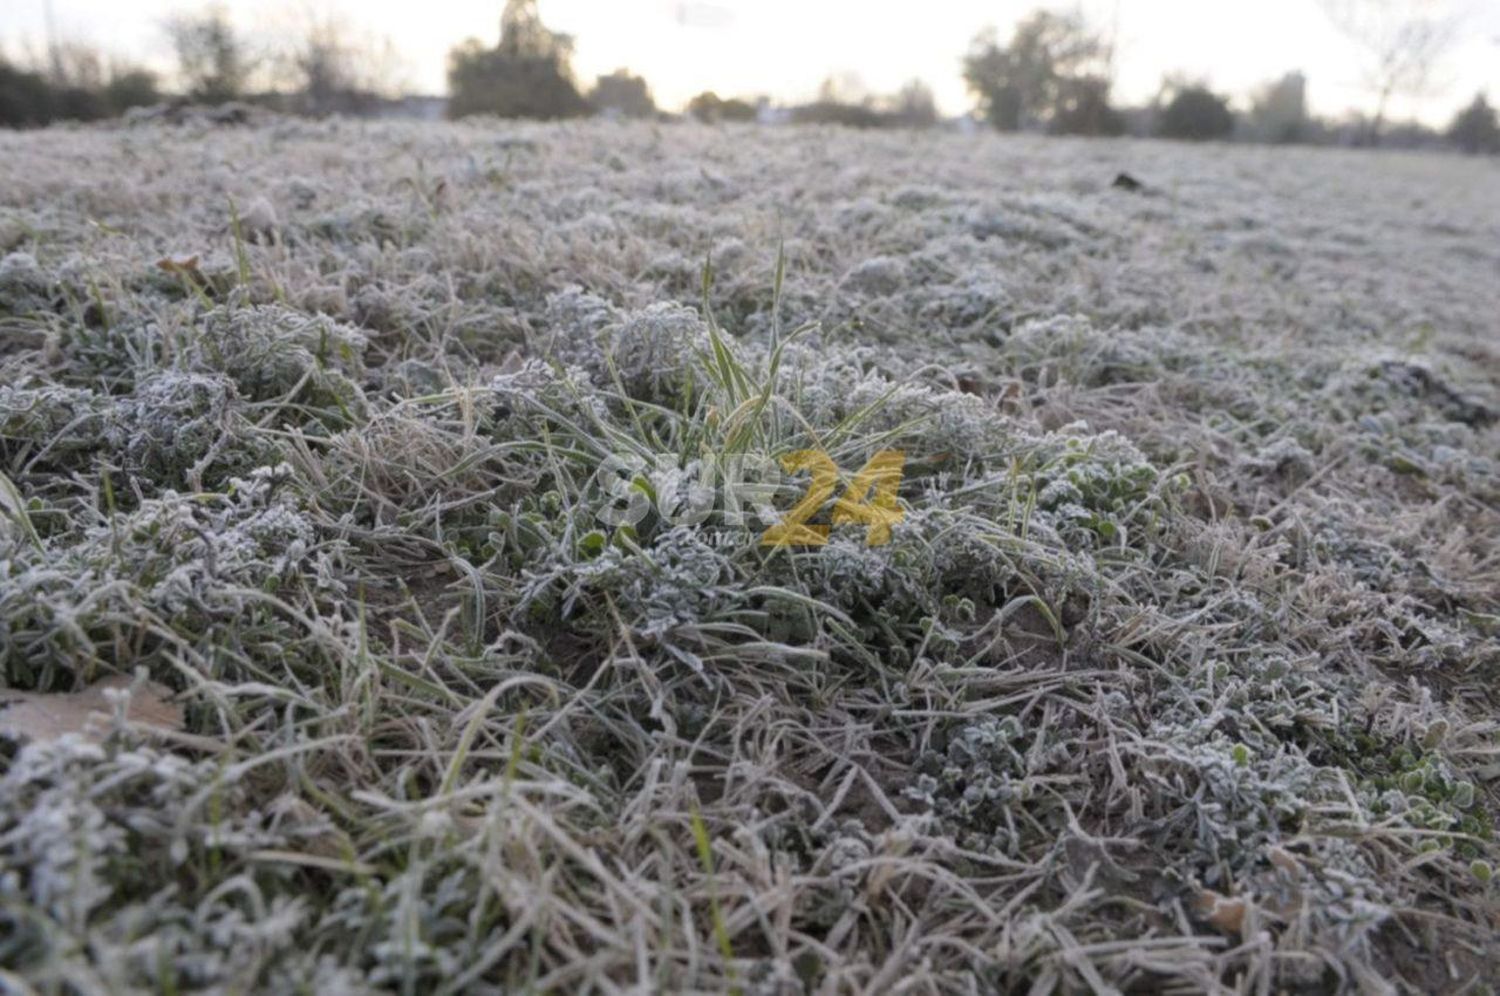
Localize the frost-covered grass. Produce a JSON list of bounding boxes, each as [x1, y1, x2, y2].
[[1, 116, 1498, 993]]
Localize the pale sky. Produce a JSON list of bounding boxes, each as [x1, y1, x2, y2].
[[4, 0, 1498, 123]]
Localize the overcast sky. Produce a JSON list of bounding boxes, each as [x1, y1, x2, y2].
[[4, 0, 1498, 122]]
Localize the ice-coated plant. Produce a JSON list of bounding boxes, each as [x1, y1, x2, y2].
[[610, 301, 712, 403], [541, 284, 621, 371], [107, 371, 241, 485], [2, 464, 337, 688], [0, 251, 51, 312], [906, 715, 1041, 854], [0, 384, 110, 461], [192, 301, 368, 418]]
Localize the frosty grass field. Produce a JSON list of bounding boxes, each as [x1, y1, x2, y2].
[[0, 116, 1498, 993]]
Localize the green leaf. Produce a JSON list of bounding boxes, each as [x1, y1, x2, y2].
[[0, 470, 43, 551]]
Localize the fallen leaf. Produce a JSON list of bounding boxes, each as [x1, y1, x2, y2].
[[0, 676, 183, 744], [1194, 889, 1248, 934], [997, 380, 1023, 414], [155, 254, 200, 274]]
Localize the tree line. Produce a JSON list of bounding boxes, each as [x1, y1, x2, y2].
[[0, 43, 159, 127], [1, 3, 404, 127], [4, 0, 1497, 155], [443, 2, 941, 128], [444, 1, 1495, 152], [957, 6, 1496, 152]]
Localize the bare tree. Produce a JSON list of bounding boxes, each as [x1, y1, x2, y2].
[[1321, 0, 1459, 144], [816, 72, 870, 107], [47, 42, 105, 90], [885, 80, 938, 128], [963, 10, 1114, 133], [269, 11, 404, 116], [164, 4, 256, 103]]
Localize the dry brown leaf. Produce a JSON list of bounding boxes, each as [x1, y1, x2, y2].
[[155, 254, 200, 274], [0, 676, 183, 744], [1194, 889, 1248, 934]]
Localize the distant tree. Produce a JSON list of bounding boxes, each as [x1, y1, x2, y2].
[[31, 43, 108, 121], [963, 10, 1112, 132], [104, 68, 160, 113], [590, 69, 655, 118], [165, 4, 255, 103], [1377, 117, 1443, 148], [271, 13, 401, 116], [686, 91, 756, 123], [447, 0, 589, 119], [0, 47, 158, 128], [795, 76, 940, 129], [290, 21, 357, 115], [38, 41, 159, 118], [1249, 71, 1309, 143], [1051, 75, 1123, 135], [1320, 0, 1458, 145], [0, 60, 57, 127], [49, 42, 106, 91], [496, 0, 557, 59], [884, 79, 939, 128], [1448, 92, 1500, 154], [791, 100, 882, 128], [817, 72, 870, 107], [791, 74, 876, 127], [1156, 81, 1235, 141], [52, 85, 109, 121]]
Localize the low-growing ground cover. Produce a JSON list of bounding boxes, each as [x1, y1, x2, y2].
[[1, 116, 1498, 993]]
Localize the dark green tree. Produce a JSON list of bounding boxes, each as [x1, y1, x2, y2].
[[104, 69, 160, 114], [0, 61, 57, 127], [447, 0, 589, 120], [1448, 93, 1500, 154], [1156, 82, 1235, 141], [589, 70, 656, 119], [963, 10, 1113, 132], [686, 91, 756, 123], [0, 53, 157, 128], [1052, 75, 1124, 136]]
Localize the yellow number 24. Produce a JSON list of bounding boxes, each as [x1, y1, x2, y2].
[[761, 450, 906, 548]]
